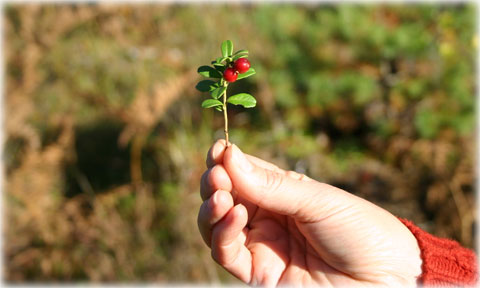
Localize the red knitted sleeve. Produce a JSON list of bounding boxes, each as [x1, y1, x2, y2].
[[398, 218, 477, 286]]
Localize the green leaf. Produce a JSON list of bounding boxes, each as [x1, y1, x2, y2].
[[227, 93, 256, 108], [197, 66, 222, 78], [201, 99, 223, 109], [221, 40, 233, 57], [211, 86, 227, 99], [196, 80, 218, 92], [213, 62, 226, 73], [215, 106, 223, 112], [215, 57, 228, 64], [233, 49, 249, 55], [221, 43, 228, 58], [237, 68, 256, 80], [233, 54, 249, 61], [226, 40, 234, 56]]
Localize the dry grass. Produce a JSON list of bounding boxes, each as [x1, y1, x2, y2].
[[3, 3, 476, 283]]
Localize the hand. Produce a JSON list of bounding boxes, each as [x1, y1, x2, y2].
[[198, 140, 422, 287]]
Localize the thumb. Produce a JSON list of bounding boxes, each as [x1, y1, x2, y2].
[[223, 144, 341, 221]]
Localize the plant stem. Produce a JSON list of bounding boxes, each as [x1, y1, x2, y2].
[[222, 85, 229, 146]]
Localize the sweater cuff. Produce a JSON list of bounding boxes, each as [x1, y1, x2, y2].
[[398, 218, 477, 286]]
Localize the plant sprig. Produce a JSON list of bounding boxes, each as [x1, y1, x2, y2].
[[196, 40, 256, 146]]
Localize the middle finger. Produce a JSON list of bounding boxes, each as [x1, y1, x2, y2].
[[200, 164, 233, 201]]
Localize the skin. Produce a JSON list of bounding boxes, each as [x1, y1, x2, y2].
[[198, 140, 422, 287]]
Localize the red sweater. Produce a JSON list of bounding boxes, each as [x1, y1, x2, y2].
[[399, 218, 477, 286]]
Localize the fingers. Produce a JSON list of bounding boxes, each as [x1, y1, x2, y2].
[[197, 190, 234, 247], [211, 204, 252, 283], [206, 139, 227, 168], [197, 190, 253, 283], [223, 144, 337, 222], [203, 140, 310, 202], [200, 164, 233, 201]]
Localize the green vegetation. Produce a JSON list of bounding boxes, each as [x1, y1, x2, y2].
[[197, 39, 256, 145], [5, 3, 476, 283]]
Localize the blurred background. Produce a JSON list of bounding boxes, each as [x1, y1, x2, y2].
[[4, 2, 477, 284]]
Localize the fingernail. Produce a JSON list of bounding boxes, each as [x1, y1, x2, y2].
[[232, 144, 253, 172]]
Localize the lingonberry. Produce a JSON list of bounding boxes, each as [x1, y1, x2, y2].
[[234, 58, 250, 74], [197, 40, 257, 146], [223, 67, 238, 82]]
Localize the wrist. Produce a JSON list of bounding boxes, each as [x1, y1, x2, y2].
[[398, 218, 477, 286], [394, 218, 423, 287], [398, 218, 423, 286]]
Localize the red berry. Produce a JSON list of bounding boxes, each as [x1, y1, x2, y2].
[[223, 67, 238, 82], [234, 58, 250, 74]]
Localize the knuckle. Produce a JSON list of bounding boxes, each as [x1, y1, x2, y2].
[[198, 200, 214, 247], [210, 229, 227, 265], [211, 248, 221, 264], [208, 165, 220, 185], [197, 199, 209, 228], [200, 170, 208, 186], [211, 243, 236, 267], [269, 163, 281, 173], [209, 164, 233, 193], [207, 167, 217, 185], [285, 170, 302, 180], [263, 168, 284, 195], [285, 170, 310, 181], [200, 168, 213, 200], [210, 164, 224, 181], [206, 146, 214, 167]]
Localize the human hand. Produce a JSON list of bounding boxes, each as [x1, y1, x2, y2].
[[198, 140, 422, 287]]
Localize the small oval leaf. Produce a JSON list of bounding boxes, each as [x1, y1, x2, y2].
[[233, 49, 249, 55], [237, 68, 256, 80], [202, 99, 223, 109], [213, 63, 226, 73], [216, 56, 228, 64], [198, 66, 222, 78], [211, 86, 227, 99], [227, 93, 256, 108], [226, 40, 233, 56], [221, 41, 228, 57], [196, 80, 218, 92], [221, 40, 233, 57], [233, 54, 249, 61]]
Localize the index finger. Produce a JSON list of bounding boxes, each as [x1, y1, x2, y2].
[[206, 139, 227, 168]]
